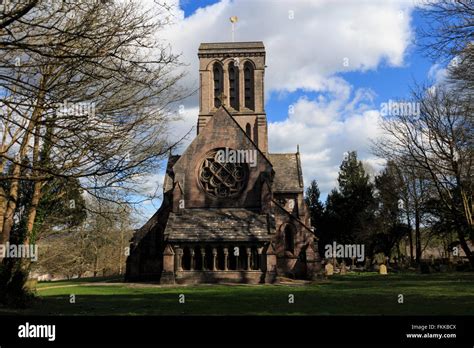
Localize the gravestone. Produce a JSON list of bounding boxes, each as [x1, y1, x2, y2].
[[24, 278, 38, 291], [325, 263, 334, 276], [379, 264, 387, 275], [340, 261, 347, 275], [364, 258, 371, 270]]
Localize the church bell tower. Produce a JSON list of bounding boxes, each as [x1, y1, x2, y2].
[[197, 42, 268, 153]]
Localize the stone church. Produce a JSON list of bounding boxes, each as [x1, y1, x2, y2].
[[125, 42, 321, 284]]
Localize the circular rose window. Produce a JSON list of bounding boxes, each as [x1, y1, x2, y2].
[[198, 148, 249, 198]]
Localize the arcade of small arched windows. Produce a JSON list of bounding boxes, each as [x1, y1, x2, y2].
[[212, 61, 255, 112], [175, 245, 262, 271]]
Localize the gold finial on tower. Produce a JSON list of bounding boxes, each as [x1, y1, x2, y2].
[[230, 16, 238, 42]]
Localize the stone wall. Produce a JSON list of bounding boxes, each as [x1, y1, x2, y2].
[[175, 270, 264, 284]]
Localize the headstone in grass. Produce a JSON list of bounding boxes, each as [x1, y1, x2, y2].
[[351, 256, 356, 269], [379, 264, 387, 275], [24, 278, 38, 291], [364, 258, 371, 271], [325, 263, 334, 276], [340, 261, 347, 275]]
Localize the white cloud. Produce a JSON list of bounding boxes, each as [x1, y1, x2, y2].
[[158, 0, 414, 93], [166, 106, 199, 151], [269, 87, 386, 197], [428, 63, 448, 85]]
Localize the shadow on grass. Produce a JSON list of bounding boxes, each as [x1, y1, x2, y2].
[[3, 288, 474, 316], [2, 273, 472, 316]]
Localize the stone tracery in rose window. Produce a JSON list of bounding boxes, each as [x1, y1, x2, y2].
[[199, 149, 248, 198]]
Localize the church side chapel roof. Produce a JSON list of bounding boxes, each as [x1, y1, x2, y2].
[[267, 153, 304, 193], [165, 208, 272, 242], [163, 155, 180, 192], [272, 198, 315, 236]]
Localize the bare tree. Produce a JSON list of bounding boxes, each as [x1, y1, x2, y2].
[[35, 198, 134, 279], [1, 1, 187, 243], [0, 0, 189, 304], [418, 0, 474, 60], [0, 0, 38, 29], [418, 0, 474, 92], [391, 161, 430, 264], [375, 86, 473, 266]]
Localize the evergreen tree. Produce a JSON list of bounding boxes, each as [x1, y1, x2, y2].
[[321, 151, 376, 248], [305, 179, 324, 232]]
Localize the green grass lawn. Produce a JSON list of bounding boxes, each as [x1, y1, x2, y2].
[[1, 272, 473, 316]]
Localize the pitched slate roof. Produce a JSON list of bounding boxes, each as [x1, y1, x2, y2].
[[163, 155, 180, 193], [268, 153, 304, 193], [165, 208, 272, 242]]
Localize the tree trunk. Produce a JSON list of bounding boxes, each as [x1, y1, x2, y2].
[[0, 187, 6, 245], [405, 208, 414, 264], [24, 123, 43, 246], [119, 226, 124, 275], [1, 82, 46, 244], [415, 208, 422, 264], [24, 181, 42, 245], [94, 253, 98, 277], [408, 223, 414, 264], [459, 221, 473, 264], [458, 233, 474, 268]]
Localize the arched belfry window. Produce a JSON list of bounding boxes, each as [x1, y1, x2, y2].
[[228, 62, 239, 110], [245, 123, 251, 139], [284, 224, 295, 253], [244, 62, 255, 110], [213, 62, 223, 108]]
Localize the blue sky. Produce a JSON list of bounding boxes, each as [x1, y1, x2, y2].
[[136, 0, 445, 220], [180, 0, 221, 17]]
